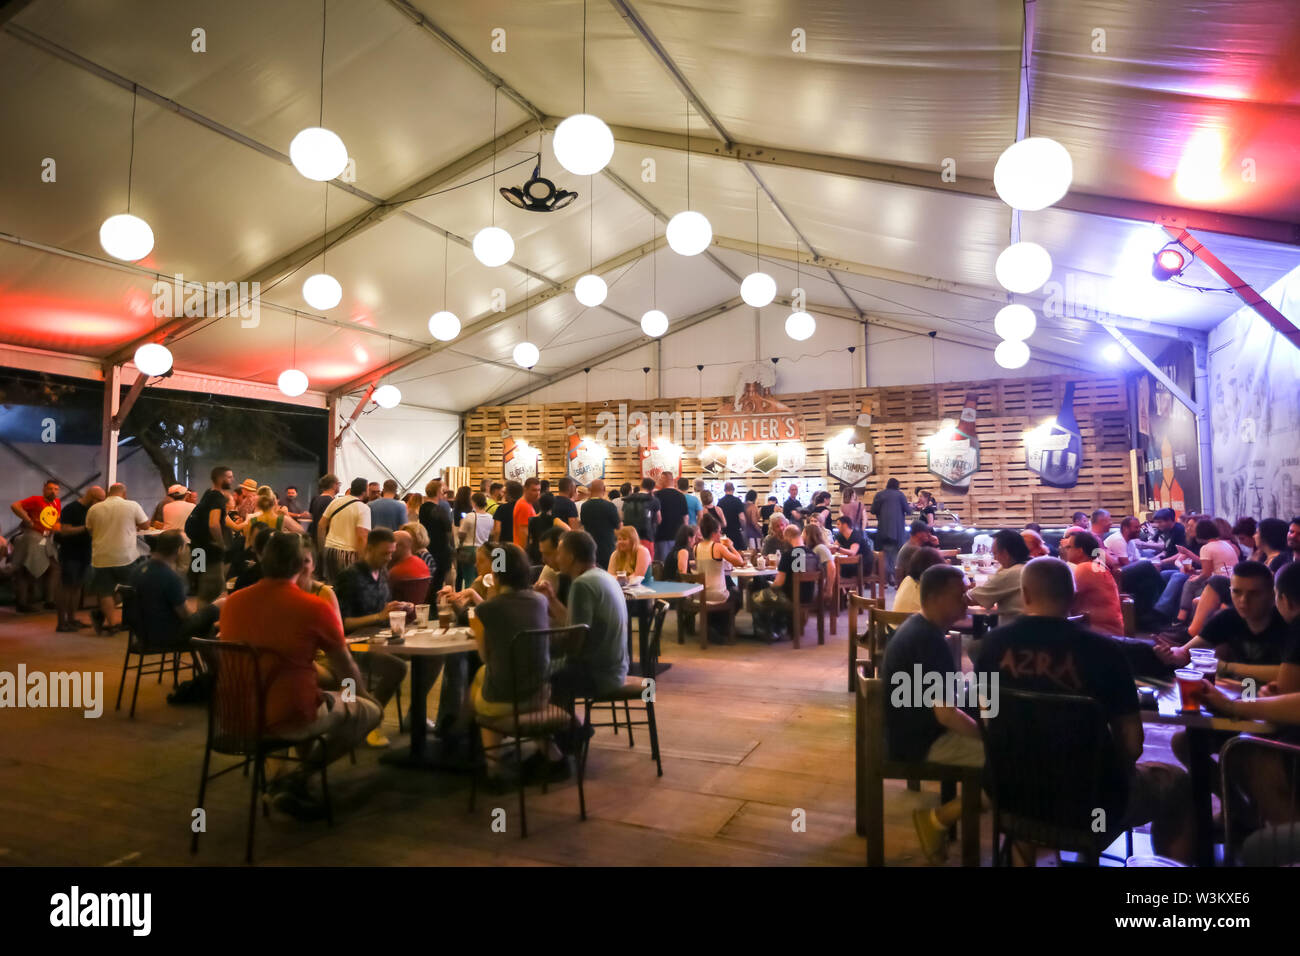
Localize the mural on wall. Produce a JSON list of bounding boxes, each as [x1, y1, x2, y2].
[[1209, 286, 1300, 520], [1134, 343, 1200, 517]]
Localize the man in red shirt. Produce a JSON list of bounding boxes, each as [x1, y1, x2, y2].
[[1060, 529, 1125, 635], [512, 477, 541, 549], [219, 533, 381, 818], [9, 479, 62, 613], [388, 529, 432, 601]]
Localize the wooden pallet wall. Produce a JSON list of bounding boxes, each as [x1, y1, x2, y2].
[[463, 374, 1135, 527]]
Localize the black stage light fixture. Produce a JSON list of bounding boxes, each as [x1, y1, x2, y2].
[[1152, 242, 1189, 281], [500, 161, 577, 212]]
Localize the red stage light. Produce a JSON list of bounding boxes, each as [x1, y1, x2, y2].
[[1152, 245, 1187, 281]]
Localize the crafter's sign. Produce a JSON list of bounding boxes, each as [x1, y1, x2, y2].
[[707, 380, 804, 445]]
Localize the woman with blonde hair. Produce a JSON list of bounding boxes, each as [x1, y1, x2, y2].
[[246, 484, 303, 535], [803, 520, 838, 595], [609, 526, 651, 581]]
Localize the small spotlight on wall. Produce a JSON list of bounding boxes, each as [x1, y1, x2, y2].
[[1152, 243, 1188, 281], [1102, 343, 1123, 363]]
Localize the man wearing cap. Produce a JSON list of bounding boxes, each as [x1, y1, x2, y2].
[[151, 484, 195, 531], [235, 478, 259, 517]]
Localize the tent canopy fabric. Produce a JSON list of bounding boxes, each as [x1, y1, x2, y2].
[[1, 0, 1297, 412]]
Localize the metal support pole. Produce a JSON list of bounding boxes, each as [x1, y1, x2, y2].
[[326, 398, 338, 476], [100, 364, 121, 488], [1192, 338, 1214, 516]]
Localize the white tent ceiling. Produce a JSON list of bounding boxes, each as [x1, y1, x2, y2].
[[1, 0, 1297, 413]]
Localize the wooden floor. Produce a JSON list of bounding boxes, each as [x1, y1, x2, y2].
[[0, 603, 1175, 866]]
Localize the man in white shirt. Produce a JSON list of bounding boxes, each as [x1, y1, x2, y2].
[[1104, 515, 1142, 567], [319, 477, 372, 583], [85, 483, 150, 632], [161, 485, 196, 531]]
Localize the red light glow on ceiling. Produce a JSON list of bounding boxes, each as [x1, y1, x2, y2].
[[0, 292, 147, 351]]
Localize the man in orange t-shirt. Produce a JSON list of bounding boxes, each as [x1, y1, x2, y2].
[[219, 533, 382, 812], [512, 477, 541, 549], [1060, 529, 1125, 636]]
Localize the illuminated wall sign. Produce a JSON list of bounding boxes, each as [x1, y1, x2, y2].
[[707, 378, 804, 445], [826, 401, 876, 488], [501, 423, 540, 483], [1025, 383, 1082, 488], [926, 394, 981, 491], [564, 414, 606, 487]]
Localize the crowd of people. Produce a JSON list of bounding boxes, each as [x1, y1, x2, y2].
[[878, 504, 1300, 866], [10, 467, 1300, 857]]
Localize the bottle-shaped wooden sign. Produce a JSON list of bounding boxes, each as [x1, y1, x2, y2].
[[501, 422, 537, 484], [927, 394, 981, 491], [1026, 382, 1083, 488], [565, 414, 604, 486], [828, 399, 875, 488]]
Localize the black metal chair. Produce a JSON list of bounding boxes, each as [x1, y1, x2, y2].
[[189, 638, 333, 864], [580, 600, 668, 777], [1220, 735, 1300, 866], [982, 687, 1131, 866], [114, 584, 195, 718], [467, 625, 589, 838]]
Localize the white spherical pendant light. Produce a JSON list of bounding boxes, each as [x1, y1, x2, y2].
[[994, 339, 1031, 369], [278, 368, 309, 397], [473, 226, 515, 267], [993, 137, 1073, 211], [640, 309, 668, 338], [552, 114, 615, 176], [372, 384, 402, 408], [665, 210, 713, 256], [302, 272, 342, 310], [785, 311, 815, 341], [740, 271, 777, 308], [99, 213, 154, 262], [513, 341, 540, 369], [133, 342, 173, 377], [289, 127, 348, 182], [995, 242, 1053, 293], [427, 310, 461, 342], [574, 274, 608, 307], [993, 303, 1037, 341]]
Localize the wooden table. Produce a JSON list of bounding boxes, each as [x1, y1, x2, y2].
[[1140, 677, 1275, 867], [350, 625, 476, 769], [729, 565, 778, 613], [623, 580, 703, 676]]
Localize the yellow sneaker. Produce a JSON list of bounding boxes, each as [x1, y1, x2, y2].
[[912, 807, 949, 864], [365, 729, 390, 748]]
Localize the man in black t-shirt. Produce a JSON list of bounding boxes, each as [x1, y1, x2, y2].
[[185, 465, 240, 604], [781, 483, 803, 525], [491, 480, 523, 546], [1157, 561, 1292, 685], [578, 479, 621, 570], [621, 478, 660, 543], [975, 557, 1194, 863], [882, 564, 984, 861], [832, 514, 873, 577], [129, 531, 219, 658], [54, 485, 105, 631], [552, 476, 580, 530], [308, 474, 339, 542], [653, 471, 688, 562], [718, 482, 746, 552]]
